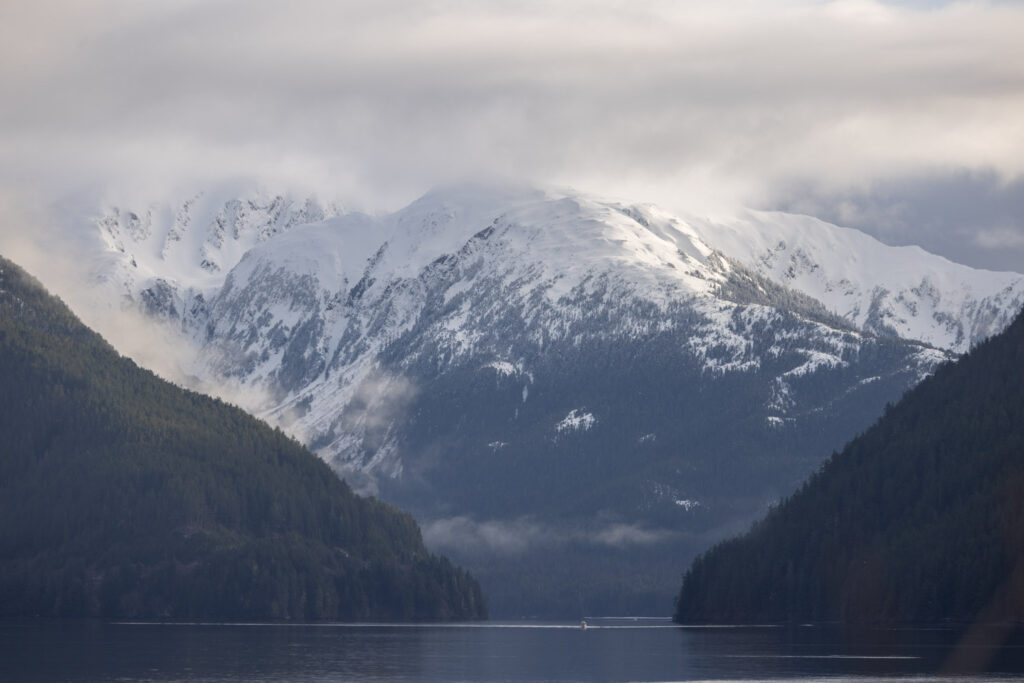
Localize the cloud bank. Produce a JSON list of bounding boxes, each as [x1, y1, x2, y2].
[[1, 0, 1022, 269], [421, 515, 678, 557]]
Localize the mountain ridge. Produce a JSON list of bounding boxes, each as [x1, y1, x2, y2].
[[688, 208, 1024, 352], [57, 183, 1024, 616]]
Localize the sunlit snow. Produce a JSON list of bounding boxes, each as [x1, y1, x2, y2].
[[556, 409, 596, 433]]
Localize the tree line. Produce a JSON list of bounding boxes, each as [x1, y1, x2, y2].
[[675, 306, 1024, 624], [0, 256, 486, 620]]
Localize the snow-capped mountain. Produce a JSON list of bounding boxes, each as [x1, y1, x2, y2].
[[80, 183, 1024, 616], [686, 209, 1024, 353], [92, 190, 343, 325]]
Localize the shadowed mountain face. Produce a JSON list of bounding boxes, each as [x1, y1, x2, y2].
[[675, 308, 1024, 625], [0, 255, 485, 621], [70, 185, 1023, 616]]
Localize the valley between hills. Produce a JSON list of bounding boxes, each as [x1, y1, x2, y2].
[[5, 183, 1017, 618]]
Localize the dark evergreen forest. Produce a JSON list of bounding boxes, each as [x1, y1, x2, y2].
[[0, 255, 485, 620], [674, 306, 1024, 624]]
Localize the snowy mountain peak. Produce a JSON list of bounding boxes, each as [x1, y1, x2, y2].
[[95, 190, 343, 296], [87, 184, 1024, 359], [686, 209, 1024, 352], [370, 187, 730, 308], [51, 182, 1024, 619], [77, 183, 1023, 479]]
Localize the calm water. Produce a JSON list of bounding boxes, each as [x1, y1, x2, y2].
[[2, 618, 1023, 682]]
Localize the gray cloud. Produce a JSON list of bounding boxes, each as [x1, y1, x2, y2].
[[421, 515, 677, 557], [976, 228, 1024, 250], [772, 170, 1024, 272], [1, 0, 1023, 268], [422, 516, 551, 556], [340, 369, 419, 450], [0, 186, 285, 414]]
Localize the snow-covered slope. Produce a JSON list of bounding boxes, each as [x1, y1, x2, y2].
[[190, 186, 733, 459], [74, 183, 1024, 617], [92, 190, 343, 323], [83, 183, 1024, 485], [684, 209, 1024, 353], [83, 184, 1024, 480]]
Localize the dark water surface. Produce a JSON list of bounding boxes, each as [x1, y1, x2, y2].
[[2, 618, 1023, 682]]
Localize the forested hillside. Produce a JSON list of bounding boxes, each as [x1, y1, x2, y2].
[[0, 255, 485, 620], [675, 307, 1024, 624]]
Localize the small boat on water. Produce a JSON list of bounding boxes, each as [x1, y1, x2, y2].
[[580, 620, 587, 630]]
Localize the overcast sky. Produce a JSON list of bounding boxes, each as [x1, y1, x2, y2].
[[1, 0, 1023, 271]]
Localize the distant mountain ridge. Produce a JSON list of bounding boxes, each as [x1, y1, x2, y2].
[[91, 187, 1024, 358], [70, 184, 1023, 616], [84, 186, 1023, 483], [690, 209, 1024, 352], [90, 191, 342, 331]]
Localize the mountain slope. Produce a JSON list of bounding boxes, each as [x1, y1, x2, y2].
[[0, 254, 485, 620], [167, 188, 946, 512], [73, 184, 1022, 616], [674, 308, 1024, 624], [686, 209, 1024, 352]]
